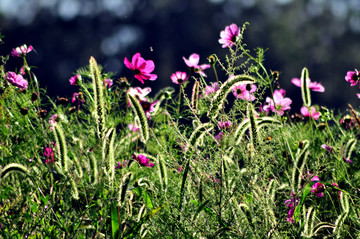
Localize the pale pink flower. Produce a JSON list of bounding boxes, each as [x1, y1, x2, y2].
[[49, 114, 58, 131], [11, 44, 34, 57], [124, 53, 157, 84], [263, 89, 292, 116], [128, 87, 151, 102], [104, 79, 113, 88], [203, 82, 220, 97], [218, 23, 241, 48], [232, 83, 257, 101], [170, 71, 188, 85], [127, 87, 151, 107], [291, 78, 325, 92], [20, 67, 26, 75], [6, 72, 28, 89], [300, 106, 320, 120], [128, 123, 139, 133], [183, 53, 210, 77]]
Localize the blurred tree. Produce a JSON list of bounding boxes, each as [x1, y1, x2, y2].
[[0, 0, 359, 112]]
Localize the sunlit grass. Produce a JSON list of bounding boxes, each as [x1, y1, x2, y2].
[[0, 23, 360, 238]]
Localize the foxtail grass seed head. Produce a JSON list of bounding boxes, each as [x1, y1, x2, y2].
[[90, 56, 106, 140], [300, 67, 311, 107], [0, 163, 28, 179], [208, 74, 256, 119], [128, 93, 149, 143], [191, 80, 200, 112]]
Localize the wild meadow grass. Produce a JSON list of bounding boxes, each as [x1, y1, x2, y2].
[[1, 22, 360, 238]]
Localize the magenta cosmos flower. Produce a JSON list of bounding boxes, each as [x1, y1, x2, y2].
[[345, 70, 360, 86], [291, 78, 325, 92], [69, 75, 81, 85], [300, 106, 320, 120], [170, 71, 188, 85], [218, 23, 241, 48], [104, 79, 113, 88], [11, 44, 34, 57], [284, 191, 300, 223], [183, 53, 210, 77], [263, 89, 292, 116], [321, 144, 333, 153], [6, 72, 28, 89], [218, 120, 232, 129], [310, 176, 325, 197], [132, 154, 154, 168], [232, 83, 257, 101], [72, 92, 84, 103], [124, 53, 157, 84], [44, 147, 55, 164]]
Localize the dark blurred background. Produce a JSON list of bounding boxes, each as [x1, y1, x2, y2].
[[1, 0, 360, 114]]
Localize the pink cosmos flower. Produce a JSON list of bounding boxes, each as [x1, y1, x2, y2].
[[284, 191, 300, 223], [300, 106, 320, 120], [183, 53, 210, 77], [232, 83, 257, 101], [128, 123, 139, 133], [141, 100, 158, 119], [127, 87, 157, 118], [215, 132, 224, 141], [291, 78, 325, 92], [132, 154, 154, 168], [44, 147, 54, 164], [69, 75, 81, 85], [218, 23, 241, 48], [124, 53, 157, 84], [114, 162, 123, 169], [203, 82, 220, 97], [128, 87, 151, 105], [263, 89, 292, 116], [20, 67, 26, 75], [218, 121, 232, 129], [321, 144, 333, 153], [170, 71, 188, 85], [104, 79, 113, 88], [332, 183, 342, 199], [11, 44, 34, 57], [345, 70, 360, 86], [6, 72, 28, 89], [72, 92, 84, 103], [311, 176, 325, 197], [49, 114, 58, 131], [343, 156, 354, 164]]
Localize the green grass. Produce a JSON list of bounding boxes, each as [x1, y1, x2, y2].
[[1, 23, 360, 238]]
